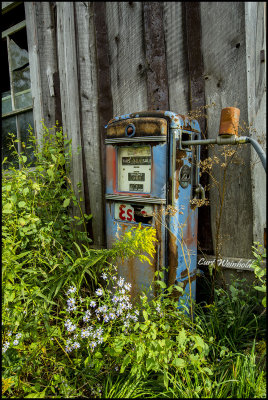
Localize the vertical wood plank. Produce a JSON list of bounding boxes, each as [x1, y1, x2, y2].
[[93, 2, 114, 246], [142, 2, 169, 110], [200, 2, 253, 258], [25, 2, 61, 143], [106, 2, 148, 115], [74, 2, 105, 246], [56, 2, 85, 216], [163, 2, 189, 114], [245, 2, 266, 246]]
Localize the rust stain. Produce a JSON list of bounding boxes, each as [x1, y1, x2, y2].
[[184, 205, 197, 248], [180, 268, 188, 279], [167, 230, 178, 287], [219, 107, 240, 136], [175, 147, 186, 200], [106, 145, 117, 192], [169, 274, 197, 302], [107, 117, 167, 138]]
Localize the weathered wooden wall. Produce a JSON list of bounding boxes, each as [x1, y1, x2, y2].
[[25, 2, 61, 141], [22, 1, 266, 256], [245, 2, 266, 246], [106, 2, 148, 115], [200, 2, 254, 258]]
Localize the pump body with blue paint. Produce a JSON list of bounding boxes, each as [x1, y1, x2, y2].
[[105, 108, 266, 309]]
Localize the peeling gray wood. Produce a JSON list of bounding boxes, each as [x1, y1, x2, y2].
[[245, 2, 266, 246], [200, 2, 253, 258], [163, 2, 189, 114], [143, 2, 169, 110], [56, 2, 85, 216], [74, 2, 104, 246], [93, 2, 114, 246], [106, 2, 148, 115], [25, 2, 61, 143]]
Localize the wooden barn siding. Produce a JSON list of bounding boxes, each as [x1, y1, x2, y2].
[[74, 2, 105, 247], [245, 2, 266, 246], [93, 2, 114, 246], [163, 2, 213, 254], [200, 2, 254, 258], [105, 2, 148, 115], [184, 2, 214, 255], [163, 2, 189, 115], [143, 2, 169, 110], [24, 2, 265, 254], [56, 2, 86, 225], [25, 2, 61, 143]]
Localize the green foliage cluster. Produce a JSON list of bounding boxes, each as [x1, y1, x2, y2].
[[2, 123, 266, 398], [251, 242, 266, 308]]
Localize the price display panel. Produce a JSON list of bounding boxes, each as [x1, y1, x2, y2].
[[118, 146, 151, 193]]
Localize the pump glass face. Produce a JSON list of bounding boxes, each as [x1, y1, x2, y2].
[[117, 146, 151, 193]]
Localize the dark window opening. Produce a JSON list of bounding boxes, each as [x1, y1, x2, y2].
[[1, 2, 25, 32], [2, 4, 34, 169]]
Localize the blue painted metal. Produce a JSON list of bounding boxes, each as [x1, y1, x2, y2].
[[105, 111, 201, 308]]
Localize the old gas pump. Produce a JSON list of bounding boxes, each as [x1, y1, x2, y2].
[[105, 111, 202, 306], [105, 108, 266, 307]]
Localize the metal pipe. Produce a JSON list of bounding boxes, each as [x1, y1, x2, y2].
[[181, 136, 266, 172], [247, 137, 266, 172]]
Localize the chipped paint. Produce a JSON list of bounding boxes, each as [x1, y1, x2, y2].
[[107, 117, 167, 138], [106, 110, 200, 132], [105, 111, 200, 308]]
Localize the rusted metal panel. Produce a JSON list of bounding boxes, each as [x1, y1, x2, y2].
[[107, 117, 168, 138], [167, 127, 199, 306], [106, 202, 166, 301], [143, 2, 169, 110], [107, 110, 200, 131]]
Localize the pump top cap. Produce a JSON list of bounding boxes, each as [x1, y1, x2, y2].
[[219, 107, 240, 136]]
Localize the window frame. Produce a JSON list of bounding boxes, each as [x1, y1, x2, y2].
[[2, 13, 34, 169]]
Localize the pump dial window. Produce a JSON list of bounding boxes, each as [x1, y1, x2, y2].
[[118, 146, 151, 193]]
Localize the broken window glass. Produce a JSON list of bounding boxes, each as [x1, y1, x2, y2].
[[2, 17, 34, 169]]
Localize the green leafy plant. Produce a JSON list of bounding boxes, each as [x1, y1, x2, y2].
[[2, 121, 266, 398], [251, 242, 266, 308]]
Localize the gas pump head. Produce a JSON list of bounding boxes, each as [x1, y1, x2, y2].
[[181, 107, 266, 172]]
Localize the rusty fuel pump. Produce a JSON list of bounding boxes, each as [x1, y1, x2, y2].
[[105, 108, 266, 309]]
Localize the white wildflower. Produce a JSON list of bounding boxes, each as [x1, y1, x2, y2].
[[95, 288, 103, 296]]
